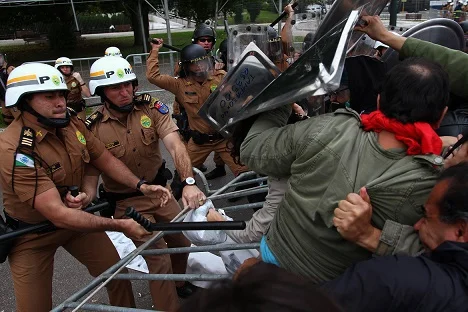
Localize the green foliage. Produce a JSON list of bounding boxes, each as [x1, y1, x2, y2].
[[234, 3, 244, 24], [245, 0, 263, 22]]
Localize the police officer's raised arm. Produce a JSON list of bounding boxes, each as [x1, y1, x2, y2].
[[146, 39, 181, 95]]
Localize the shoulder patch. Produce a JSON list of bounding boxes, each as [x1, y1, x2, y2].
[[85, 111, 103, 129], [134, 93, 152, 106], [149, 98, 169, 114]]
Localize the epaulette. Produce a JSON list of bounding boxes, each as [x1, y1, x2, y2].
[[148, 97, 169, 115], [134, 93, 152, 106], [67, 107, 78, 116], [85, 111, 103, 129], [19, 126, 35, 150]]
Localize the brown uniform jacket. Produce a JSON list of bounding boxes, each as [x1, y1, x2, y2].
[[0, 112, 105, 224], [146, 49, 226, 134], [87, 99, 178, 194]]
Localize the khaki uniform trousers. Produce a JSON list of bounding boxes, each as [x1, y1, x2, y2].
[[187, 138, 247, 176], [115, 195, 190, 311], [8, 229, 135, 312], [178, 133, 224, 167]]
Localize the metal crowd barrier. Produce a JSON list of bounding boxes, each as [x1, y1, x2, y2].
[[52, 171, 268, 312]]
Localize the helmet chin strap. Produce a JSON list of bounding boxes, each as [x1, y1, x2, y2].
[[24, 104, 70, 129], [102, 93, 134, 113]]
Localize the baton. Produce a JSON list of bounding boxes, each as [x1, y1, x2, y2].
[[270, 1, 299, 27], [0, 201, 110, 243], [443, 131, 468, 159], [125, 207, 246, 232], [148, 38, 182, 52]]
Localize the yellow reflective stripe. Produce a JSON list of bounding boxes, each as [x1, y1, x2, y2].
[[7, 74, 37, 85]]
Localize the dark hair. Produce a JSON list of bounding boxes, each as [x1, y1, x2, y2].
[[379, 57, 449, 124], [228, 115, 259, 166], [437, 162, 468, 224], [179, 261, 342, 312]]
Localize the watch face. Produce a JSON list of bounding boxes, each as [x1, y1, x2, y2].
[[186, 177, 196, 185]]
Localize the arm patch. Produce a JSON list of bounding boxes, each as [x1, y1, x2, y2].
[[149, 97, 169, 114]]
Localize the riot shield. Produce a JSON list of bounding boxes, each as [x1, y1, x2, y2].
[[209, 10, 360, 131], [198, 42, 281, 137], [291, 13, 321, 54], [314, 0, 389, 47], [381, 18, 465, 69], [227, 24, 269, 71]]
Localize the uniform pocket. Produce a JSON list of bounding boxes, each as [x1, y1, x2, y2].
[[141, 128, 158, 157]]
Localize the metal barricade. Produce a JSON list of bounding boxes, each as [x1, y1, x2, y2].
[[52, 171, 268, 312]]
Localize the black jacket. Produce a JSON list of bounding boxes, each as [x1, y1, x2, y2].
[[322, 241, 468, 312]]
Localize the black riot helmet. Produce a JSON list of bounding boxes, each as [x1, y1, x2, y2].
[[303, 32, 316, 52], [218, 39, 228, 65], [179, 44, 211, 80], [266, 26, 283, 64], [181, 44, 207, 63], [192, 24, 217, 45]]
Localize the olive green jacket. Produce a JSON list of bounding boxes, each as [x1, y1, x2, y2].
[[240, 106, 443, 281]]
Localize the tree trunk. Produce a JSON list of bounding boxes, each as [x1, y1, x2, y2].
[[130, 1, 150, 47]]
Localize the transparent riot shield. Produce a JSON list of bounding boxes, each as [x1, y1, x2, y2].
[[198, 42, 282, 137], [227, 24, 268, 71], [291, 13, 322, 54], [382, 18, 466, 70], [209, 10, 360, 132]]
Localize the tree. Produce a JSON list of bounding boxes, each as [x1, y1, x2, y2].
[[245, 0, 262, 22]]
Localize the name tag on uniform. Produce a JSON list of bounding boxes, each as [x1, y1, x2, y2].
[[184, 91, 196, 95], [105, 140, 121, 150], [46, 162, 62, 175]]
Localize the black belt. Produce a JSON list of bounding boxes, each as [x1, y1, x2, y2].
[[4, 212, 54, 232], [190, 130, 223, 145]]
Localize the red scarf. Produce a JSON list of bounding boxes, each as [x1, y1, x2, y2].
[[360, 111, 442, 156]]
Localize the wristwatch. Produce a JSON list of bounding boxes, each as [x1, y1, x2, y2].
[[136, 179, 148, 191], [181, 177, 196, 188]]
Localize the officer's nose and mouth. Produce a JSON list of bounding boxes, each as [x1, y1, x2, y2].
[[108, 82, 134, 106]]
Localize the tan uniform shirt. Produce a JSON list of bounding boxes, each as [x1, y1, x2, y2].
[[65, 72, 84, 104], [88, 100, 178, 194], [0, 113, 105, 224], [146, 49, 226, 134]]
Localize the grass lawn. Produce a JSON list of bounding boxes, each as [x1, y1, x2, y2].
[[219, 10, 279, 26], [2, 30, 229, 65]]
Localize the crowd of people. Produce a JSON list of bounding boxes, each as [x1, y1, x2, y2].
[[0, 4, 467, 311]]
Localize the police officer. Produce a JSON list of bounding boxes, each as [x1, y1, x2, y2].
[[0, 52, 18, 125], [173, 24, 227, 179], [147, 40, 248, 179], [55, 57, 91, 120], [86, 56, 204, 310], [0, 63, 174, 311]]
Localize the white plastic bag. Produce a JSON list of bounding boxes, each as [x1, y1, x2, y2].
[[182, 199, 227, 245], [106, 231, 149, 273]]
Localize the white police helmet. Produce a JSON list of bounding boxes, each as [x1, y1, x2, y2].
[[89, 56, 137, 96], [104, 46, 122, 57], [54, 57, 73, 70], [6, 63, 67, 108]]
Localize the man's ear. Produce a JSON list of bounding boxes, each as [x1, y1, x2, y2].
[[457, 219, 468, 242]]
